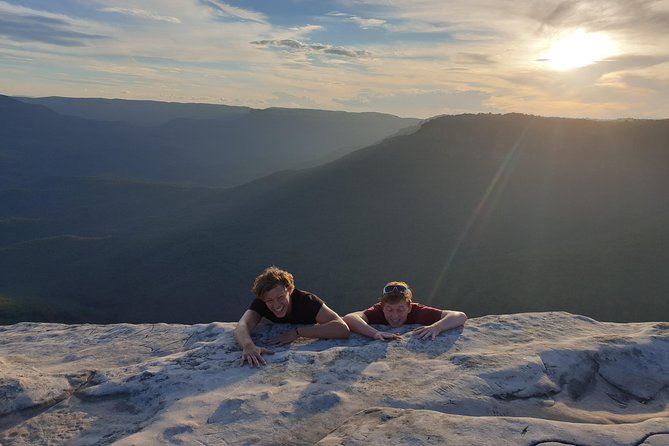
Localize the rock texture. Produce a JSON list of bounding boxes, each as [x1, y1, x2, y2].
[[1, 312, 668, 445]]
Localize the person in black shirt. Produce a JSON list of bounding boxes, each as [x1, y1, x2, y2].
[[234, 266, 350, 367]]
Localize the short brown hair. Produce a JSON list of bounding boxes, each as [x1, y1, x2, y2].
[[379, 281, 413, 305], [252, 266, 295, 299]]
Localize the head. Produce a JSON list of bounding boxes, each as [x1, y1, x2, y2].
[[379, 281, 413, 327], [252, 266, 295, 318]]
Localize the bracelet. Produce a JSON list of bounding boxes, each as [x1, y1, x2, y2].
[[295, 327, 301, 337]]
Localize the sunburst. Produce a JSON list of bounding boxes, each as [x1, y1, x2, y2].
[[539, 30, 617, 70]]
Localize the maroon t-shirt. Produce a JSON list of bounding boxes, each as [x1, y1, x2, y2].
[[363, 303, 443, 325]]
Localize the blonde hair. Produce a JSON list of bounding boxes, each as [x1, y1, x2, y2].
[[252, 266, 295, 299], [379, 281, 413, 305]]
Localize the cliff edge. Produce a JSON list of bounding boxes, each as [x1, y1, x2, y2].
[[1, 312, 668, 445]]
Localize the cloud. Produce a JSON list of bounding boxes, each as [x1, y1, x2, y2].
[[289, 24, 324, 34], [266, 90, 320, 109], [99, 7, 181, 24], [198, 0, 266, 23], [251, 39, 372, 58], [516, 54, 669, 91], [532, 0, 669, 33], [346, 16, 387, 29], [337, 89, 495, 117], [326, 10, 450, 34], [2, 0, 668, 119], [455, 52, 497, 65], [0, 2, 107, 46]]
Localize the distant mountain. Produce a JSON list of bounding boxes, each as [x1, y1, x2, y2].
[[2, 95, 419, 187], [113, 113, 669, 323], [2, 112, 668, 324], [17, 96, 251, 126]]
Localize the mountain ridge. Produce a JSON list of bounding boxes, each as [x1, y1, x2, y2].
[[1, 105, 668, 324], [2, 95, 419, 188]]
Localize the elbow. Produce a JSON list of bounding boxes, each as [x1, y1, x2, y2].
[[342, 313, 356, 327], [459, 311, 468, 326], [335, 319, 351, 339]]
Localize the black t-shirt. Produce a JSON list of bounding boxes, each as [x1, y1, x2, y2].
[[249, 289, 324, 324]]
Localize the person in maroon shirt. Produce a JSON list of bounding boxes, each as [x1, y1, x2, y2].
[[234, 266, 350, 367], [343, 281, 467, 340]]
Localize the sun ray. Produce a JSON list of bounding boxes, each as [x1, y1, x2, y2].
[[428, 125, 529, 304]]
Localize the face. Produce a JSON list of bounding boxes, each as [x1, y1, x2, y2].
[[382, 301, 411, 327], [262, 285, 291, 318]]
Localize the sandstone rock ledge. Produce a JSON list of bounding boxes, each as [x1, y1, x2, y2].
[[0, 312, 668, 445]]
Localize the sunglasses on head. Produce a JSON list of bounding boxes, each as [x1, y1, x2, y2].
[[383, 284, 409, 295]]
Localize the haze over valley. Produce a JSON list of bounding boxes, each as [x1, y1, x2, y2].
[[1, 95, 667, 325]]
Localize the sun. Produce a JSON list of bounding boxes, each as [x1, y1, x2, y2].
[[539, 30, 617, 70]]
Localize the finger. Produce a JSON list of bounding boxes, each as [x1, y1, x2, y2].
[[261, 348, 275, 355], [241, 354, 254, 367]]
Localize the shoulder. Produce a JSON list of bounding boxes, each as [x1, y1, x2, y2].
[[408, 302, 444, 325], [362, 303, 386, 324], [249, 298, 277, 321], [411, 303, 442, 312], [250, 298, 267, 312], [292, 289, 324, 306], [411, 302, 435, 310], [363, 303, 383, 315]]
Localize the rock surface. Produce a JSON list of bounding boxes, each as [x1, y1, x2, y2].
[[0, 312, 668, 445]]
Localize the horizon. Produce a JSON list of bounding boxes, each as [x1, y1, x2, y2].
[[2, 1, 668, 120], [10, 94, 669, 122]]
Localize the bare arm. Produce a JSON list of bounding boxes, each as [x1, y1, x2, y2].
[[304, 304, 351, 338], [234, 310, 274, 367], [411, 310, 467, 340], [266, 304, 350, 346], [435, 310, 467, 331], [343, 311, 401, 341]]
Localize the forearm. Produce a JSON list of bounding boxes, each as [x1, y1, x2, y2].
[[435, 311, 467, 332], [343, 314, 379, 339], [298, 319, 350, 339], [233, 323, 255, 349]]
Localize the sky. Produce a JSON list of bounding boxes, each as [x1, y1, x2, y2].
[[1, 0, 668, 119]]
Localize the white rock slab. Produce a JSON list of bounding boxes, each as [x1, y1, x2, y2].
[[0, 312, 667, 445]]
